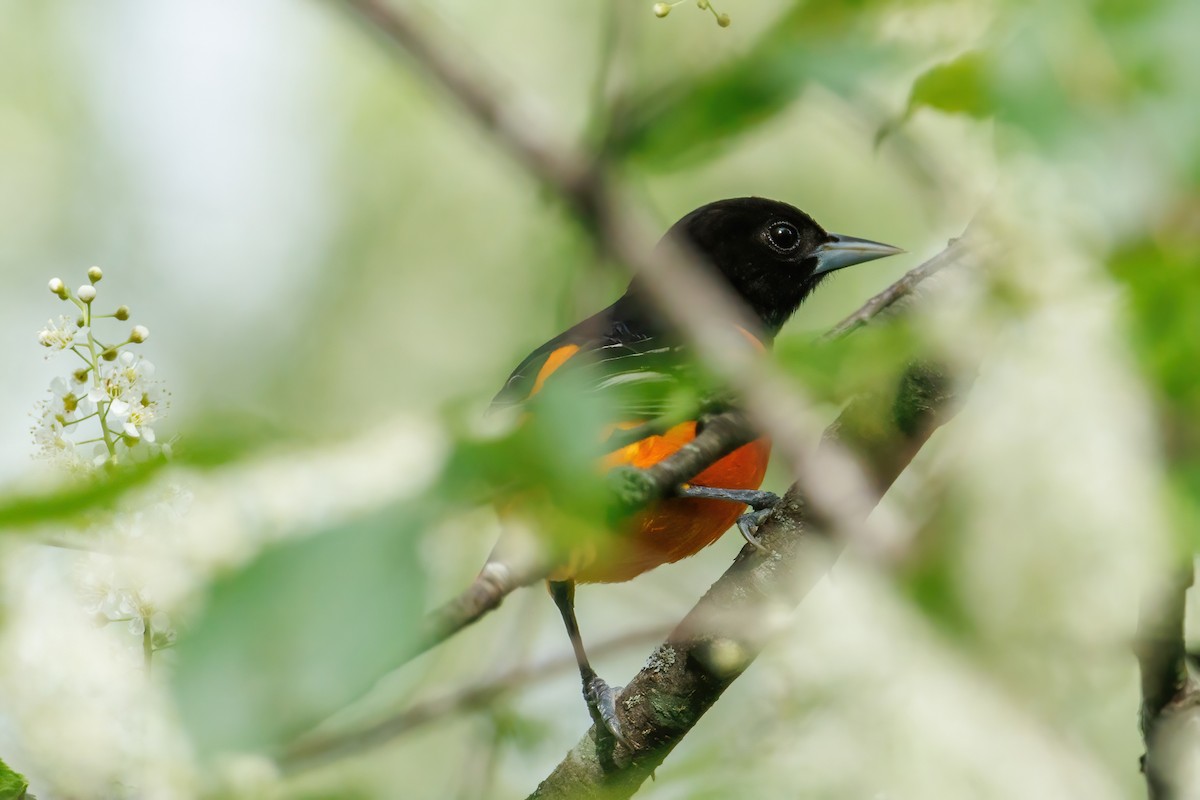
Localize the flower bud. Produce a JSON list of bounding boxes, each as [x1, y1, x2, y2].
[[48, 278, 67, 298], [717, 12, 730, 26], [653, 2, 671, 16], [87, 266, 103, 283], [130, 325, 149, 343], [78, 285, 97, 303], [115, 305, 130, 321], [103, 348, 118, 361], [73, 368, 89, 383], [77, 316, 86, 328], [696, 0, 709, 8]]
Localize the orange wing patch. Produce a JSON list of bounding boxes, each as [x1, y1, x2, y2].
[[527, 344, 580, 400]]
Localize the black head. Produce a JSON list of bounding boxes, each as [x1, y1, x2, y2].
[[657, 197, 903, 336]]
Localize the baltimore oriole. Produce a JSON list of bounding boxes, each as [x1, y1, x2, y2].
[[489, 197, 901, 742]]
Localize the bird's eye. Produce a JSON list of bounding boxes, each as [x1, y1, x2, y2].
[[764, 222, 801, 254]]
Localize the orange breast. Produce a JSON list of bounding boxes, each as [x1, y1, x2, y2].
[[554, 421, 771, 584]]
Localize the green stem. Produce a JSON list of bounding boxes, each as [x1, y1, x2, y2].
[[83, 305, 117, 460], [61, 411, 99, 427], [143, 615, 153, 677]]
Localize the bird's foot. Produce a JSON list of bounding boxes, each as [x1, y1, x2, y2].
[[677, 485, 780, 551], [736, 506, 775, 551], [584, 672, 630, 748]]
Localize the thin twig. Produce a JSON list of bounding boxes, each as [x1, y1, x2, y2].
[[823, 235, 978, 341], [279, 625, 668, 773], [335, 0, 599, 213]]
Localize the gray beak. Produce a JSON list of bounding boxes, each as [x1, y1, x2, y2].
[[812, 234, 905, 276]]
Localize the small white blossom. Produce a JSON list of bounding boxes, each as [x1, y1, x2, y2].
[[78, 284, 96, 303], [130, 325, 149, 343], [37, 316, 80, 352], [122, 403, 158, 443]]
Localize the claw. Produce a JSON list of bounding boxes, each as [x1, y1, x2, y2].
[[584, 673, 630, 747], [736, 506, 774, 551]]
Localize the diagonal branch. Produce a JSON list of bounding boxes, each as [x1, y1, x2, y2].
[[279, 625, 669, 773], [1136, 562, 1200, 800], [823, 234, 980, 341]]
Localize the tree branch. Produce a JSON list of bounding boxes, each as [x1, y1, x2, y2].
[[823, 234, 979, 342], [528, 360, 962, 798], [279, 625, 669, 774], [1137, 562, 1200, 799]]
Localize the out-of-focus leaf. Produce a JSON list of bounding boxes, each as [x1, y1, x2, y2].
[[906, 51, 993, 118], [611, 1, 900, 171], [0, 457, 167, 530], [880, 50, 1002, 148], [0, 758, 28, 800], [171, 501, 426, 755], [774, 318, 921, 406], [0, 413, 297, 532]]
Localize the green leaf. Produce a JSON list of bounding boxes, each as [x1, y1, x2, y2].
[[611, 1, 899, 170], [171, 502, 427, 755], [1108, 234, 1200, 551], [0, 758, 28, 800], [906, 51, 993, 118], [0, 456, 169, 531]]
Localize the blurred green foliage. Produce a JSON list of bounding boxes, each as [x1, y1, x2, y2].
[[172, 502, 428, 754], [0, 758, 28, 800], [1109, 230, 1200, 550], [611, 2, 901, 170]]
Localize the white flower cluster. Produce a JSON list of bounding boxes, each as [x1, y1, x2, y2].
[[26, 267, 180, 728], [31, 267, 169, 469]]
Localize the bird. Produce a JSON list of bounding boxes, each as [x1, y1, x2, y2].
[[488, 197, 902, 743]]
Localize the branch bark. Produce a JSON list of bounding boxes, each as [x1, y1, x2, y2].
[[1137, 562, 1200, 799]]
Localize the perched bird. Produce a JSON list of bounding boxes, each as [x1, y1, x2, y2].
[[489, 197, 901, 742]]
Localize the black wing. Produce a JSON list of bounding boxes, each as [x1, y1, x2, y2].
[[490, 297, 696, 422]]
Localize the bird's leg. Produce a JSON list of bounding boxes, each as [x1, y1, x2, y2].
[[675, 485, 780, 551], [548, 579, 628, 746]]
